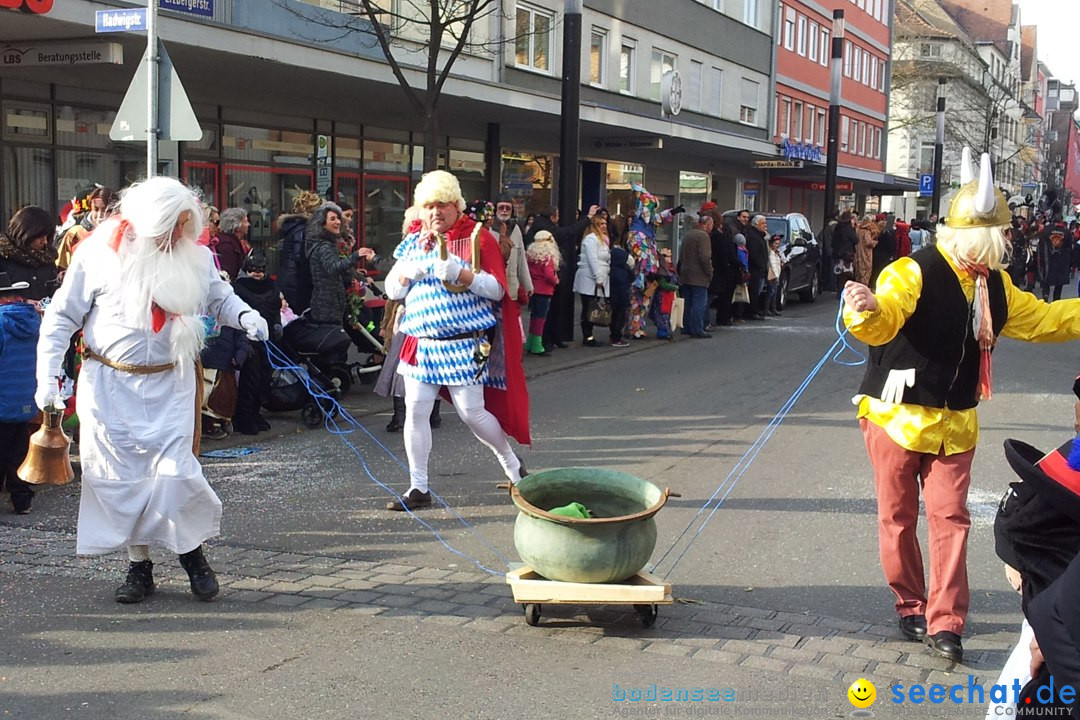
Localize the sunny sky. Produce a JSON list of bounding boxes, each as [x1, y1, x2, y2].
[[1018, 0, 1080, 85]]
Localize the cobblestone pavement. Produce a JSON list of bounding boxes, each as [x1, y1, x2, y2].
[[0, 523, 1011, 694]]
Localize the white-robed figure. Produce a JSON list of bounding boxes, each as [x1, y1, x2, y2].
[[34, 177, 268, 604]]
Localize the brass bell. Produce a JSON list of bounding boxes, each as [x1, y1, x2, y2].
[[17, 409, 75, 486]]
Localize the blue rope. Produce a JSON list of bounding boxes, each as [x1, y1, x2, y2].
[[654, 296, 865, 579], [263, 340, 509, 576]]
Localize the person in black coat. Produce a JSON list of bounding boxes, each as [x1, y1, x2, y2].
[[832, 211, 857, 287], [525, 205, 597, 350], [608, 238, 634, 346], [703, 206, 740, 327], [871, 214, 897, 290], [1039, 228, 1071, 302], [746, 215, 770, 320], [232, 252, 282, 436]]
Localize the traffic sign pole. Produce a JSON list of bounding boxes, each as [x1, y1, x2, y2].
[[147, 0, 159, 177], [931, 77, 945, 219]]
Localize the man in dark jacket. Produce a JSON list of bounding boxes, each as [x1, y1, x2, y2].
[[832, 211, 858, 287], [232, 252, 282, 436], [277, 190, 323, 314], [746, 215, 770, 320], [525, 204, 597, 349], [819, 211, 837, 292], [705, 206, 740, 326], [680, 215, 714, 337]]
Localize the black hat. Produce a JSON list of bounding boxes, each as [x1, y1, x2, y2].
[[996, 439, 1080, 611]]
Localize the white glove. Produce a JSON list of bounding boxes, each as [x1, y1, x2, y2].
[[35, 378, 65, 413], [434, 256, 462, 283], [396, 260, 428, 281], [879, 368, 915, 405], [240, 311, 269, 341]]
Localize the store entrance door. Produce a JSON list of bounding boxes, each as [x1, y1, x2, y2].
[[362, 174, 410, 260]]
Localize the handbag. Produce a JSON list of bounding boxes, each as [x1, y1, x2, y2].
[[732, 283, 750, 305], [586, 288, 612, 326]]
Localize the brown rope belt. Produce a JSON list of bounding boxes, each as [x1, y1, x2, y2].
[[83, 348, 175, 375]]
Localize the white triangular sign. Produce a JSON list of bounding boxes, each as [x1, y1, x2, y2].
[[110, 40, 202, 142]]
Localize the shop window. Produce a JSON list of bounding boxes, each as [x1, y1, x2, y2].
[[3, 146, 52, 220], [56, 149, 144, 216], [362, 175, 410, 259], [335, 136, 362, 170], [365, 138, 411, 174], [223, 125, 313, 165], [183, 162, 220, 209], [604, 162, 643, 221], [222, 166, 313, 271], [55, 106, 117, 150], [515, 3, 553, 73], [501, 152, 558, 219], [449, 148, 486, 204], [2, 102, 50, 143]]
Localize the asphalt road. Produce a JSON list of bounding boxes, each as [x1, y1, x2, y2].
[[3, 285, 1077, 719]]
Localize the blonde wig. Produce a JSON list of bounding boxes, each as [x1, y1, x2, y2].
[[413, 170, 466, 212], [526, 229, 562, 268], [936, 223, 1010, 271]]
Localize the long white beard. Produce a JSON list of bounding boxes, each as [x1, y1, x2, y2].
[[119, 235, 210, 364]]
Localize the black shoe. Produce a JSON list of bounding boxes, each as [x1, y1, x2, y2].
[[178, 546, 219, 601], [115, 560, 155, 604], [256, 415, 271, 432], [582, 338, 600, 347], [769, 309, 781, 316], [689, 332, 713, 339], [387, 488, 432, 512], [926, 631, 963, 662], [554, 341, 569, 349], [232, 417, 260, 436], [517, 458, 529, 481], [385, 416, 404, 432], [429, 400, 442, 429], [898, 614, 927, 642], [11, 496, 32, 515]]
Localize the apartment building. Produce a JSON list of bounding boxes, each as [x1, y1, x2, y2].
[[1, 0, 778, 261]]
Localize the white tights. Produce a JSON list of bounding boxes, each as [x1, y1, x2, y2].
[[128, 545, 150, 562], [402, 375, 520, 493]]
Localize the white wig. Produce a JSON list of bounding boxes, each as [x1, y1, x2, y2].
[[936, 222, 1010, 271], [112, 176, 210, 364], [526, 229, 562, 268], [413, 170, 466, 212]]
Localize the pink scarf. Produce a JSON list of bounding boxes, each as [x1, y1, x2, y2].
[[959, 261, 994, 400]]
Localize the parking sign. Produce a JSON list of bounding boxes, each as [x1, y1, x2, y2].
[[918, 174, 934, 197]]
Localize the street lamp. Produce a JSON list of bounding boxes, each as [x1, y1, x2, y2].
[[930, 77, 945, 217], [823, 9, 845, 227]]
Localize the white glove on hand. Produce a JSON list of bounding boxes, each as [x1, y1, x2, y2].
[[35, 380, 64, 413], [395, 260, 427, 281], [434, 256, 462, 283], [879, 368, 916, 405], [240, 311, 269, 341]]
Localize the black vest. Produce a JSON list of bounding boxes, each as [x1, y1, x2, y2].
[[857, 247, 1008, 410]]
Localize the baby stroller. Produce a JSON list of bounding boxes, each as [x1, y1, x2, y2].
[[269, 316, 350, 428]]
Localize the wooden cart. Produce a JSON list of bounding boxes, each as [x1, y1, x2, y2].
[[506, 565, 674, 627]]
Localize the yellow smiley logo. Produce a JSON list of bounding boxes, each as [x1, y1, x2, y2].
[[848, 678, 876, 709]]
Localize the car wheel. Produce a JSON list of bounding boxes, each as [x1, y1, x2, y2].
[[799, 268, 819, 303], [778, 271, 789, 311]]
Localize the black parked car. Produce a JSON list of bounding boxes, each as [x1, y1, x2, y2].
[[723, 211, 821, 309]]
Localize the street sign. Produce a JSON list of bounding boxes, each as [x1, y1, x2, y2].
[[95, 8, 147, 33], [918, 174, 934, 197], [160, 0, 213, 17], [754, 159, 803, 169], [110, 41, 202, 142]]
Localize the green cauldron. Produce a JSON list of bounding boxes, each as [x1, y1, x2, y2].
[[507, 468, 676, 584]]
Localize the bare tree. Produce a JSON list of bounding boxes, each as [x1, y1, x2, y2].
[[280, 0, 515, 171]]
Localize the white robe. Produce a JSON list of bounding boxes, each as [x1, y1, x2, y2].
[[37, 239, 251, 555]]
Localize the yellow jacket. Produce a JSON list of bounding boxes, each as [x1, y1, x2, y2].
[[844, 244, 1080, 455]]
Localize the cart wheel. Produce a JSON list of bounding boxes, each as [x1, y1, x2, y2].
[[301, 403, 323, 428], [634, 604, 658, 628], [523, 603, 541, 626]]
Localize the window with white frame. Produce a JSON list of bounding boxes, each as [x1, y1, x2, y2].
[[740, 78, 759, 124], [589, 29, 607, 86], [797, 16, 807, 56], [920, 43, 942, 57], [817, 108, 826, 145], [809, 22, 819, 62], [709, 67, 724, 117], [784, 7, 796, 50], [820, 29, 829, 66], [844, 41, 852, 76], [777, 2, 784, 45], [793, 100, 804, 141], [859, 122, 866, 155], [688, 60, 703, 112], [619, 40, 636, 94], [853, 46, 861, 82], [874, 127, 882, 158], [778, 96, 791, 137], [870, 55, 878, 90], [744, 0, 759, 28], [861, 52, 870, 84], [515, 4, 554, 72], [650, 49, 676, 102], [841, 115, 850, 151], [879, 61, 887, 91], [807, 104, 816, 144]]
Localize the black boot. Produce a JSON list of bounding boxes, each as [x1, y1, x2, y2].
[[115, 560, 155, 604], [178, 546, 219, 601], [429, 399, 442, 429], [386, 396, 405, 432]]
